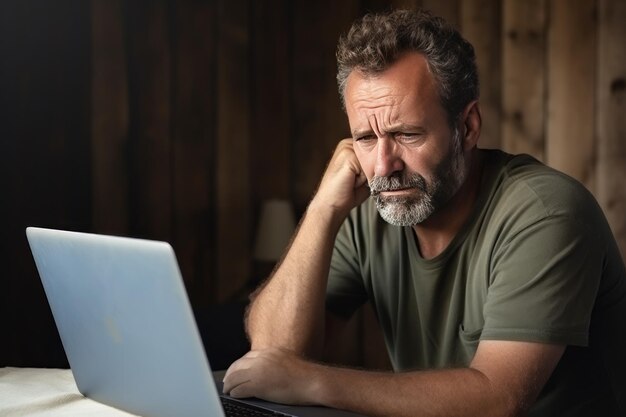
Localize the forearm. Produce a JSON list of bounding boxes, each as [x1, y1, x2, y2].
[[224, 341, 562, 414], [300, 340, 563, 417], [309, 366, 516, 417], [246, 202, 345, 357]]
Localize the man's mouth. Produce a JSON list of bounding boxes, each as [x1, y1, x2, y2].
[[375, 187, 417, 196], [369, 173, 426, 197]]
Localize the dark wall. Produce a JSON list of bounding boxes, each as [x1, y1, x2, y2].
[[4, 0, 621, 370], [0, 1, 92, 367], [0, 0, 387, 368]]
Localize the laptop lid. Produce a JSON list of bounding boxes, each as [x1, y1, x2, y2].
[[27, 227, 366, 417], [26, 227, 225, 417]]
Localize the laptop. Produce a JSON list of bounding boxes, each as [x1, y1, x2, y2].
[[26, 227, 365, 417]]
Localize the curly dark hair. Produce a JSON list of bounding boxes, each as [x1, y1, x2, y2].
[[336, 9, 479, 127]]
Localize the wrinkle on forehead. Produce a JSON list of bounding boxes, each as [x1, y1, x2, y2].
[[349, 80, 400, 104], [366, 107, 401, 137], [347, 87, 410, 136], [344, 53, 445, 137]]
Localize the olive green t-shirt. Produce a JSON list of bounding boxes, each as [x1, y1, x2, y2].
[[327, 149, 626, 416]]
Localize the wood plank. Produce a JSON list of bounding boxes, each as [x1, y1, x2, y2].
[[292, 0, 360, 212], [460, 0, 502, 150], [91, 0, 130, 235], [250, 0, 291, 204], [502, 0, 547, 160], [387, 0, 421, 10], [247, 0, 292, 303], [125, 0, 172, 241], [597, 0, 626, 259], [215, 0, 252, 303], [0, 0, 91, 366], [546, 0, 596, 191], [421, 0, 460, 28], [170, 0, 217, 305]]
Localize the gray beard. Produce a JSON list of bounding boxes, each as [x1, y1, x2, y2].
[[369, 132, 466, 227], [376, 196, 435, 226]]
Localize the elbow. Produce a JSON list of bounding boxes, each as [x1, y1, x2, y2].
[[470, 369, 529, 417]]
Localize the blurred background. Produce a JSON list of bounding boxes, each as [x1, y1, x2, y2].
[[1, 0, 624, 370]]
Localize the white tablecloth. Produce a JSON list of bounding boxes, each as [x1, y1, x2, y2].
[[0, 367, 139, 416]]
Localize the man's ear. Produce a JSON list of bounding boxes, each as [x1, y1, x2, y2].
[[460, 100, 481, 151]]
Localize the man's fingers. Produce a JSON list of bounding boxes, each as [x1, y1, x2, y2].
[[224, 351, 261, 380], [223, 368, 253, 396], [223, 353, 261, 394], [222, 348, 316, 405], [229, 381, 256, 399]]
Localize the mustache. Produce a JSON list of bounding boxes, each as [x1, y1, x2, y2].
[[369, 173, 427, 195]]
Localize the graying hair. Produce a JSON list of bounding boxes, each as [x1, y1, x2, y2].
[[336, 9, 479, 126]]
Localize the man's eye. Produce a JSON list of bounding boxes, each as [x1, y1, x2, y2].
[[356, 135, 376, 142], [396, 132, 420, 142]]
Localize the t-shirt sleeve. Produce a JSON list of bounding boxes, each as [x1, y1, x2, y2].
[[325, 212, 368, 320], [482, 214, 605, 346]]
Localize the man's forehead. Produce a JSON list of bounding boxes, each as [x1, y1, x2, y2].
[[344, 53, 437, 104], [346, 82, 403, 107]]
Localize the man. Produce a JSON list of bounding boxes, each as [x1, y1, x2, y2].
[[224, 9, 626, 417]]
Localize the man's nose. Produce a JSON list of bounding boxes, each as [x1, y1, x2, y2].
[[374, 137, 404, 177]]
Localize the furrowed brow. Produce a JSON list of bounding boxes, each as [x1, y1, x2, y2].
[[352, 123, 424, 138], [352, 128, 374, 138]]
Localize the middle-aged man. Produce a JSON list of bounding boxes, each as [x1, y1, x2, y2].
[[223, 9, 626, 417]]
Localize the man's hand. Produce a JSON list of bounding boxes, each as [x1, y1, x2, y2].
[[244, 140, 367, 357], [223, 348, 320, 405], [223, 341, 565, 417], [310, 138, 370, 219], [232, 139, 372, 406]]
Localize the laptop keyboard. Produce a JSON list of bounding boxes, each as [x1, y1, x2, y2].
[[221, 396, 291, 416]]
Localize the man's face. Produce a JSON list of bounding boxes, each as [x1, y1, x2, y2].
[[344, 52, 467, 226]]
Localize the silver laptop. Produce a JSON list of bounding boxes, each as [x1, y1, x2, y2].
[[26, 227, 365, 417]]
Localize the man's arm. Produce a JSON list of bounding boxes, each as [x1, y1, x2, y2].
[[245, 139, 369, 358], [224, 340, 565, 417], [224, 139, 565, 416]]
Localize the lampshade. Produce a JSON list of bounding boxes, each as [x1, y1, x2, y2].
[[253, 199, 296, 262]]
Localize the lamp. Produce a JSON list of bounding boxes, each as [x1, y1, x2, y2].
[[253, 199, 296, 262]]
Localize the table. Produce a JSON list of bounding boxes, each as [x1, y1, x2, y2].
[[0, 367, 366, 417], [0, 367, 138, 416]]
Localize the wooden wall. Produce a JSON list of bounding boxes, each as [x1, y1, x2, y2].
[[1, 0, 624, 368]]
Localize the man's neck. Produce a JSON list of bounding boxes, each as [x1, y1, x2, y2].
[[412, 149, 484, 260]]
